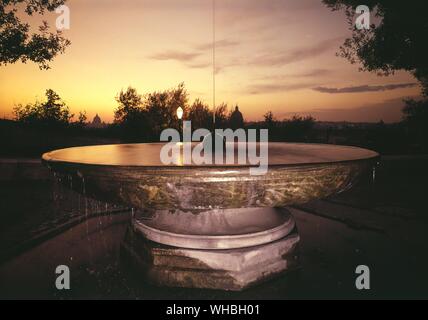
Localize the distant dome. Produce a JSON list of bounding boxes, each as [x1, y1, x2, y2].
[[93, 114, 101, 125], [229, 105, 244, 129], [87, 114, 105, 128]]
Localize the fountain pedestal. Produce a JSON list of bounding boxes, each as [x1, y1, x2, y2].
[[121, 208, 299, 291]]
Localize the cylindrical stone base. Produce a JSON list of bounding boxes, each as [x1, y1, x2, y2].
[[121, 207, 300, 291], [132, 207, 296, 250]]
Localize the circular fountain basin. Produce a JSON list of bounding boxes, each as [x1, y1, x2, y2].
[[42, 142, 379, 211], [42, 142, 379, 289]]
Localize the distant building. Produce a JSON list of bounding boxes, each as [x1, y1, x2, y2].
[[229, 105, 244, 129], [87, 114, 106, 128]]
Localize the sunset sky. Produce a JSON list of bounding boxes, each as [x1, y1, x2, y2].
[[0, 0, 422, 123]]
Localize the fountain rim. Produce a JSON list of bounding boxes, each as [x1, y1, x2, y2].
[[41, 142, 380, 171]]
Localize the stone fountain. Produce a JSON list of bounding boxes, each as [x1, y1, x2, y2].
[[42, 142, 379, 291]]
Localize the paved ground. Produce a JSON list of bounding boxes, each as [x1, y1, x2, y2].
[[0, 155, 427, 299]]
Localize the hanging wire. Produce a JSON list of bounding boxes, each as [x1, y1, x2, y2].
[[212, 0, 216, 127]]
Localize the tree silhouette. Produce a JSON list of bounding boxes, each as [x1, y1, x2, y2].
[[213, 103, 228, 129], [114, 87, 149, 141], [113, 84, 189, 141], [263, 111, 276, 128], [13, 89, 73, 128], [114, 87, 144, 123], [145, 82, 188, 135], [323, 1, 428, 150], [323, 0, 428, 95], [76, 110, 87, 126], [188, 99, 211, 130], [402, 98, 428, 151], [0, 0, 71, 69]]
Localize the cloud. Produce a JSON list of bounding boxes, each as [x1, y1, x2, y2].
[[148, 35, 341, 75], [148, 50, 201, 62], [195, 39, 239, 51], [182, 37, 341, 74], [256, 69, 333, 82], [148, 38, 238, 72], [186, 62, 211, 69], [313, 83, 418, 94], [246, 82, 315, 95], [292, 69, 332, 78], [148, 36, 341, 74], [251, 37, 342, 67]]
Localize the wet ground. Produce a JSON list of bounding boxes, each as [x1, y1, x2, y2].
[[0, 155, 427, 299]]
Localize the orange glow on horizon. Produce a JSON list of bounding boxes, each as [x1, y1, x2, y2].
[[0, 0, 421, 123]]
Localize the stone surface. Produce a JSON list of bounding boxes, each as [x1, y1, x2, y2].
[[42, 142, 379, 211], [39, 142, 378, 291], [132, 207, 295, 249], [121, 224, 300, 291]]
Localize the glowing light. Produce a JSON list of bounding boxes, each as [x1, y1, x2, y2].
[[176, 106, 184, 120]]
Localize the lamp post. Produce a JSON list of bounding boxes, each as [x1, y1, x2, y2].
[[176, 107, 184, 141]]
